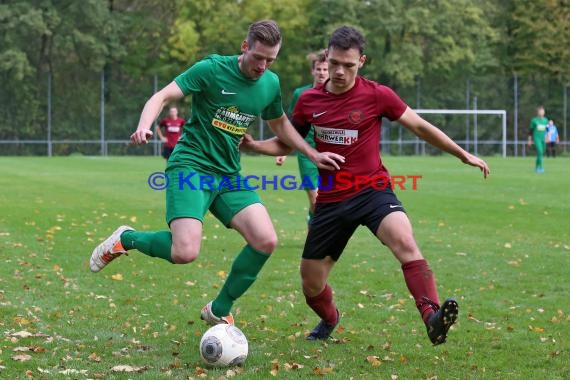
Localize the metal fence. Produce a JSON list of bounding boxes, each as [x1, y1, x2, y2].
[[0, 71, 567, 157]]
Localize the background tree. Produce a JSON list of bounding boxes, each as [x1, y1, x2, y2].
[[0, 0, 568, 155]]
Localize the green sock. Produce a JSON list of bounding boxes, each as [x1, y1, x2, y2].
[[120, 230, 173, 263], [535, 139, 545, 169], [212, 245, 270, 316]]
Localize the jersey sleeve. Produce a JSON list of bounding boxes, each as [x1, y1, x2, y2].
[[287, 88, 303, 116], [174, 57, 213, 96], [291, 93, 311, 138], [260, 73, 284, 121], [376, 85, 408, 121]]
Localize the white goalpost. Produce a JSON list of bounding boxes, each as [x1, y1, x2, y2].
[[414, 109, 507, 157]]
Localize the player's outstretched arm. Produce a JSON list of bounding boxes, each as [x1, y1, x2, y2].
[[266, 114, 344, 171], [131, 81, 184, 145], [239, 134, 292, 156], [398, 107, 490, 178]]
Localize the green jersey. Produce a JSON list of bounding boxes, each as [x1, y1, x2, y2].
[[170, 54, 283, 175], [530, 116, 548, 141], [288, 84, 315, 151]]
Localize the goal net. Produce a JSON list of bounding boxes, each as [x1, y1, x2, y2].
[[383, 109, 507, 157]]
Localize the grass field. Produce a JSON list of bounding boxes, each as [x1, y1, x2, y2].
[[0, 155, 568, 379]]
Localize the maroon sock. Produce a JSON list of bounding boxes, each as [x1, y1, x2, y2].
[[305, 284, 338, 325], [402, 259, 440, 323]]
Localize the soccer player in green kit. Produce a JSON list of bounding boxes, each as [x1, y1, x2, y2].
[[89, 20, 344, 325], [527, 105, 548, 173], [276, 51, 328, 225]]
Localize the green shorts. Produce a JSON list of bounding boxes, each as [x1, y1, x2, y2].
[[297, 154, 319, 191], [165, 166, 262, 227]]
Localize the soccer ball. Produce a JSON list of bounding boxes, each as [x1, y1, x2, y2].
[[199, 324, 248, 367]]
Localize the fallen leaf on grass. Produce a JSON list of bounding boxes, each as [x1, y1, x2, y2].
[[10, 331, 33, 338], [111, 274, 123, 281], [12, 354, 32, 361], [13, 347, 31, 352], [13, 346, 46, 353], [313, 367, 333, 375], [88, 352, 101, 362], [13, 317, 31, 325], [366, 355, 382, 366], [59, 369, 88, 375], [283, 362, 304, 371], [195, 366, 207, 376], [270, 359, 279, 376], [528, 326, 545, 332], [226, 368, 237, 377], [467, 313, 481, 323], [111, 365, 149, 373]]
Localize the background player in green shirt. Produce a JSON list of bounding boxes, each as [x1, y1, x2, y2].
[[276, 51, 328, 225], [527, 105, 548, 173], [89, 20, 344, 325]]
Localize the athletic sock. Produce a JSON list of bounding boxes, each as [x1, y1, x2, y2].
[[305, 284, 338, 325], [212, 245, 270, 317], [402, 259, 440, 323], [120, 230, 173, 263]]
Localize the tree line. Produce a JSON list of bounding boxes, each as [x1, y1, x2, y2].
[[1, 0, 568, 154]]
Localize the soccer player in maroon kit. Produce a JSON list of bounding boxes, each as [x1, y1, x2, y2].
[[243, 26, 490, 345], [157, 106, 185, 159]]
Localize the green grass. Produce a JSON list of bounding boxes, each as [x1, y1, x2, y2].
[[0, 155, 568, 379]]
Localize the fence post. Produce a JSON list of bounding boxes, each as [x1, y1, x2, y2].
[[465, 77, 470, 152], [473, 96, 478, 155], [415, 78, 420, 155], [153, 74, 159, 156], [562, 84, 568, 153], [514, 73, 519, 157], [47, 72, 52, 157], [100, 70, 105, 156]]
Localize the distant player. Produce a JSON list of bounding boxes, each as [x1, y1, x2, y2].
[[545, 119, 559, 158], [156, 106, 185, 160], [242, 26, 490, 345], [527, 106, 548, 173], [276, 51, 328, 225]]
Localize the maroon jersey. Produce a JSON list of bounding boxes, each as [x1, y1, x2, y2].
[[292, 76, 407, 203], [159, 117, 185, 148]]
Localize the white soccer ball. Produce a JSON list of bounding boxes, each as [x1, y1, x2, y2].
[[199, 324, 248, 367]]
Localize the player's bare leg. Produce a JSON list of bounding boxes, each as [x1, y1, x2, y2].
[[170, 218, 203, 263]]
